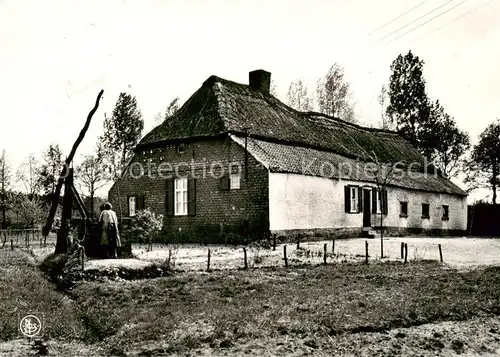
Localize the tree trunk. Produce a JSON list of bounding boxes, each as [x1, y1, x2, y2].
[[55, 169, 74, 254]]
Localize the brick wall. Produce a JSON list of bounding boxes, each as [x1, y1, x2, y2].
[[108, 135, 269, 242]]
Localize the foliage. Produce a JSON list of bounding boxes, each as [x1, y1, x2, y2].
[[287, 79, 313, 111], [99, 92, 144, 173], [316, 63, 356, 122], [130, 208, 163, 245], [38, 143, 63, 201], [16, 153, 42, 199], [386, 50, 431, 154], [0, 149, 12, 228], [466, 119, 500, 203], [12, 193, 45, 228], [76, 147, 107, 218], [426, 100, 470, 178]]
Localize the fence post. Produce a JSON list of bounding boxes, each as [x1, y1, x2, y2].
[[404, 243, 408, 264], [365, 241, 369, 264], [243, 248, 248, 270], [401, 242, 404, 259], [207, 249, 211, 272], [332, 239, 335, 255], [273, 234, 276, 251], [10, 239, 13, 250], [323, 243, 327, 265], [283, 245, 288, 268], [81, 246, 85, 271], [438, 244, 443, 263], [296, 237, 300, 250]]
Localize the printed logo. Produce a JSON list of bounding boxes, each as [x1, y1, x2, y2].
[[19, 315, 42, 338]]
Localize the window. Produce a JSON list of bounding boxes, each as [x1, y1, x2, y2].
[[128, 196, 136, 217], [230, 173, 241, 189], [421, 203, 430, 219], [442, 205, 449, 220], [174, 177, 188, 216], [176, 143, 185, 154], [350, 187, 358, 212], [400, 201, 408, 217], [375, 190, 382, 213]]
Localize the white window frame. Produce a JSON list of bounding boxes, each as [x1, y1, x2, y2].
[[128, 196, 136, 217], [376, 189, 382, 214], [230, 173, 241, 190], [350, 186, 358, 213], [174, 177, 188, 216]]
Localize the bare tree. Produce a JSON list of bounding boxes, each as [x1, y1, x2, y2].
[[316, 63, 356, 122], [76, 147, 107, 219], [270, 80, 278, 97], [17, 154, 41, 200], [287, 79, 313, 111], [377, 85, 391, 130], [0, 149, 11, 229]]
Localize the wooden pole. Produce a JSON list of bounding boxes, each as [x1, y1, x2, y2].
[[207, 249, 211, 272], [243, 247, 248, 269], [273, 234, 276, 251], [323, 243, 327, 265], [10, 239, 13, 250], [81, 246, 85, 270], [404, 243, 408, 264], [401, 242, 404, 259], [283, 245, 288, 268], [365, 241, 369, 264], [438, 244, 443, 263], [296, 237, 300, 250], [332, 239, 335, 255]]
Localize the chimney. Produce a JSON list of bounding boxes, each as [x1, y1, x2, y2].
[[249, 69, 271, 94]]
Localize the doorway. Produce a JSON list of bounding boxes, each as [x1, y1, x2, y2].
[[363, 188, 371, 228]]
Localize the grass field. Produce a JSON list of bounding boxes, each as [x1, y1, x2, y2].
[[1, 244, 500, 356]]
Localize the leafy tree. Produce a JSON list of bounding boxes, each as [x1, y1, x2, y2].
[[154, 97, 180, 125], [17, 154, 42, 200], [38, 143, 63, 202], [466, 120, 500, 203], [100, 92, 144, 170], [316, 63, 356, 122], [130, 208, 163, 251], [99, 92, 144, 218], [76, 147, 107, 219], [0, 149, 12, 229], [12, 192, 44, 228], [386, 50, 431, 154], [426, 100, 470, 178], [287, 79, 313, 111]]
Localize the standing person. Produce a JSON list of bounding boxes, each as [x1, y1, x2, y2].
[[99, 202, 121, 258]]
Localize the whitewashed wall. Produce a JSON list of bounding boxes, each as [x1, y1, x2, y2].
[[268, 172, 467, 232]]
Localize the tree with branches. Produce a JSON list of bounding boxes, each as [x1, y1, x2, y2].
[[39, 143, 63, 203], [316, 63, 356, 122], [76, 147, 107, 219], [17, 154, 42, 200], [0, 149, 12, 229], [287, 79, 313, 111]]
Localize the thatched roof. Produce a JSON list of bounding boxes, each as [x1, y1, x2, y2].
[[137, 73, 466, 196], [138, 75, 423, 164], [230, 135, 467, 196]]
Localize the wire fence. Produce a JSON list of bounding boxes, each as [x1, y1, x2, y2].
[[0, 228, 55, 249]]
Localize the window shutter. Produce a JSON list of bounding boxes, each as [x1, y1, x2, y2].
[[344, 186, 350, 213], [165, 179, 174, 216], [372, 188, 377, 213], [357, 187, 363, 213], [127, 196, 131, 216], [219, 174, 229, 191], [188, 178, 196, 216], [382, 189, 388, 214], [141, 195, 146, 210]]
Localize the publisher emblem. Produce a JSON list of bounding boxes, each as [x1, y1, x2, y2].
[[19, 315, 42, 338]]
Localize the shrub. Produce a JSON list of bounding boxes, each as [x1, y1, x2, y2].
[[130, 209, 163, 248]]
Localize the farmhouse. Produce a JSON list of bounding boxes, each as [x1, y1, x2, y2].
[[108, 70, 467, 241]]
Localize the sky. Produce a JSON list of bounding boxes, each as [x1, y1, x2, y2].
[[0, 0, 499, 201]]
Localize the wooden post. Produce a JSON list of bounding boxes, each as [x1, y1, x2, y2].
[[207, 249, 211, 272], [273, 234, 276, 251], [283, 245, 288, 268], [332, 239, 335, 255], [81, 246, 85, 270], [365, 241, 369, 264], [438, 244, 443, 263], [296, 237, 300, 250], [404, 243, 408, 264], [243, 247, 248, 270], [10, 239, 13, 250], [323, 243, 327, 265], [401, 242, 404, 259]]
